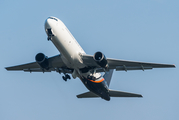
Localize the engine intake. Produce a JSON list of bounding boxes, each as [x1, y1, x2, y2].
[[93, 52, 108, 69], [35, 53, 49, 70]]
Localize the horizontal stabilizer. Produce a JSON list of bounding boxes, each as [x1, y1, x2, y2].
[[109, 89, 142, 97], [77, 91, 99, 98]]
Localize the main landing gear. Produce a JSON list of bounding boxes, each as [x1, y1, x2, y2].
[[62, 74, 71, 81], [57, 68, 72, 81]]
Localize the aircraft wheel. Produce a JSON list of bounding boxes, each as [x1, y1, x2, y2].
[[62, 76, 67, 81], [47, 36, 51, 41], [66, 74, 71, 79]]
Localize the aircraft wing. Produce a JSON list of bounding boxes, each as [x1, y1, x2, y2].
[[82, 54, 175, 72], [5, 55, 72, 73]]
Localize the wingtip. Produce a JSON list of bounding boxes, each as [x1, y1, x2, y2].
[[5, 67, 14, 71]]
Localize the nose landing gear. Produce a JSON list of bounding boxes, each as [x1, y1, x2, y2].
[[47, 35, 52, 41], [62, 74, 71, 81], [46, 29, 54, 41]]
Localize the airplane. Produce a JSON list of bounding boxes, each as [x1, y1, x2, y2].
[[5, 16, 175, 101]]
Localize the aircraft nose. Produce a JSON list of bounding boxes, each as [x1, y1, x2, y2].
[[44, 18, 52, 29], [44, 17, 59, 29]]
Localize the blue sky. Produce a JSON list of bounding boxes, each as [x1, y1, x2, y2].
[[0, 0, 178, 120]]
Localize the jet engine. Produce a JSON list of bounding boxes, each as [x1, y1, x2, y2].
[[35, 53, 49, 70], [93, 52, 108, 69]]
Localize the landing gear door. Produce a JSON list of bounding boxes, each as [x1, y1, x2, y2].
[[46, 29, 54, 40]]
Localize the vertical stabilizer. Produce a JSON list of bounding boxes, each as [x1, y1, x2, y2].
[[103, 69, 114, 86]]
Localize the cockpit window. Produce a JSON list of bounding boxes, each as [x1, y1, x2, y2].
[[48, 17, 58, 21]]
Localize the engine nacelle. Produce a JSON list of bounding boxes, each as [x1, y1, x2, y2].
[[35, 53, 49, 70], [93, 52, 108, 69]]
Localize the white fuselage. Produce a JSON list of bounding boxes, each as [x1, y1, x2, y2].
[[44, 17, 86, 70]]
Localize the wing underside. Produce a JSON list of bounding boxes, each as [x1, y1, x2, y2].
[[82, 54, 175, 72], [5, 55, 72, 73], [5, 54, 175, 73]]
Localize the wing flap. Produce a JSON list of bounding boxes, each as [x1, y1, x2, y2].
[[115, 66, 152, 71], [23, 68, 54, 72]]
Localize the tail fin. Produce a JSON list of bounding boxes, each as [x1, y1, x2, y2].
[[103, 69, 114, 86], [109, 89, 142, 97]]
